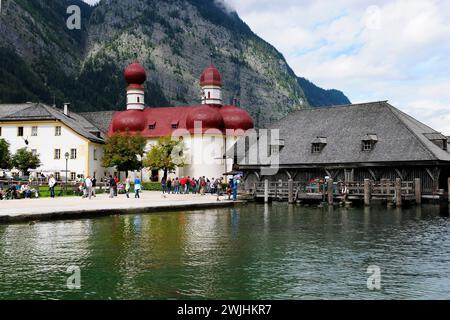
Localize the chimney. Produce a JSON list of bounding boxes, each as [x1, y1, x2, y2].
[[63, 103, 70, 116]]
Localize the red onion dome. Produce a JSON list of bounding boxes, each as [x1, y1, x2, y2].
[[220, 105, 254, 130], [124, 62, 147, 85], [200, 64, 222, 87], [186, 105, 224, 132], [112, 110, 146, 132]]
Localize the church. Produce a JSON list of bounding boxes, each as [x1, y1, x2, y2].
[[105, 61, 254, 181]]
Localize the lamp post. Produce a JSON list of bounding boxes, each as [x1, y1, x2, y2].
[[65, 152, 69, 195]]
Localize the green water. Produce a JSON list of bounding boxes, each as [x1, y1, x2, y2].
[[0, 203, 449, 300]]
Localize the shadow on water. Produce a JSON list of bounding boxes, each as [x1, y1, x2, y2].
[[0, 202, 449, 300]]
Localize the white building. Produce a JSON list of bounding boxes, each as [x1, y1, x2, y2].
[[0, 103, 108, 180]]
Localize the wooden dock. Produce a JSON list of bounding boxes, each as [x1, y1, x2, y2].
[[247, 177, 450, 206]]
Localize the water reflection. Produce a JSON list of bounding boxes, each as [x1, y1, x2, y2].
[[0, 203, 449, 299]]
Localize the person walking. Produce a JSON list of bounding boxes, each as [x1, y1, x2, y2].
[[48, 174, 56, 198], [108, 175, 116, 198], [134, 176, 141, 199], [167, 178, 172, 194], [85, 176, 93, 200], [125, 176, 131, 198]]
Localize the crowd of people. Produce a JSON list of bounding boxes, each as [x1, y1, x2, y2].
[[160, 176, 240, 201], [0, 181, 38, 200], [1, 174, 242, 201]]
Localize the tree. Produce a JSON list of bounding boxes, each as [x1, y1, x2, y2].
[[143, 137, 186, 181], [0, 139, 12, 170], [12, 148, 41, 176], [101, 132, 147, 175]]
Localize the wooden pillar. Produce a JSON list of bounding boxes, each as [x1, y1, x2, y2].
[[288, 179, 294, 204], [253, 182, 257, 197], [448, 178, 450, 203], [327, 178, 334, 205], [415, 178, 421, 205], [395, 178, 402, 207], [264, 179, 269, 203], [364, 179, 371, 206]]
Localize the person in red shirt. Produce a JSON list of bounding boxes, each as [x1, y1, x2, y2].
[[114, 176, 119, 196], [180, 176, 186, 194]]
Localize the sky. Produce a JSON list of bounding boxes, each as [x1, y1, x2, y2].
[[83, 0, 450, 135]]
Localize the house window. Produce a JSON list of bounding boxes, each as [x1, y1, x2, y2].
[[54, 149, 61, 160], [137, 97, 140, 103], [93, 149, 98, 160], [55, 126, 62, 136], [55, 172, 61, 181], [17, 127, 24, 136], [208, 91, 211, 99], [70, 148, 77, 159], [312, 143, 322, 154], [31, 126, 38, 136], [0, 127, 2, 136], [31, 149, 37, 156], [71, 172, 77, 181], [171, 121, 179, 129], [149, 122, 156, 130], [362, 140, 373, 152], [443, 139, 448, 151]]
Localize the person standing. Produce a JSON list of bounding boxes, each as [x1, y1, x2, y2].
[[108, 175, 116, 198], [161, 177, 167, 194], [167, 178, 172, 194], [134, 176, 141, 199], [48, 174, 56, 198], [114, 176, 119, 196], [174, 177, 180, 194], [91, 176, 97, 198], [125, 176, 131, 198], [85, 176, 93, 200], [232, 177, 239, 201], [180, 176, 186, 194]]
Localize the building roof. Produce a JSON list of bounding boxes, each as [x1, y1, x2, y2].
[[0, 103, 105, 144], [239, 101, 450, 167], [108, 104, 254, 137]]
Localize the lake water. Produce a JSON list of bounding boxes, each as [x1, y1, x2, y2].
[[0, 203, 449, 300]]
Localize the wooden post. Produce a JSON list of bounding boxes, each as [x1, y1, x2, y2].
[[414, 178, 421, 205], [288, 179, 294, 204], [364, 179, 371, 206], [253, 182, 257, 197], [264, 179, 269, 203], [395, 178, 402, 207], [327, 178, 334, 205], [448, 178, 450, 203]]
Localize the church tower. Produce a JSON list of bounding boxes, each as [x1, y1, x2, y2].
[[200, 64, 223, 106], [124, 62, 146, 110]]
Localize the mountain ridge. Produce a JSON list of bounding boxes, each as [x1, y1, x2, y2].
[[0, 0, 350, 127]]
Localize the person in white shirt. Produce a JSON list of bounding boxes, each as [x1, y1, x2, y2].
[[84, 176, 93, 200], [48, 175, 56, 198]]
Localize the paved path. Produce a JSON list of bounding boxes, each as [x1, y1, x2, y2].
[[0, 192, 239, 223]]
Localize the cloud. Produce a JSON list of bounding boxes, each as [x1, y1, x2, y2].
[[225, 0, 450, 134]]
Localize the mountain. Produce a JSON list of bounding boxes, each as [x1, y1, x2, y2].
[[297, 77, 351, 108], [0, 0, 349, 128]]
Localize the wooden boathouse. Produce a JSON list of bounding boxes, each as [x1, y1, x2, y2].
[[235, 101, 450, 205]]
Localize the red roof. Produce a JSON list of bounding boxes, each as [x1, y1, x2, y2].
[[109, 105, 254, 137], [200, 64, 222, 87]]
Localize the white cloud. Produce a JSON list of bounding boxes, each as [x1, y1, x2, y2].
[[226, 0, 450, 134]]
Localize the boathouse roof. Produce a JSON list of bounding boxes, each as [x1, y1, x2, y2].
[[239, 101, 450, 167]]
